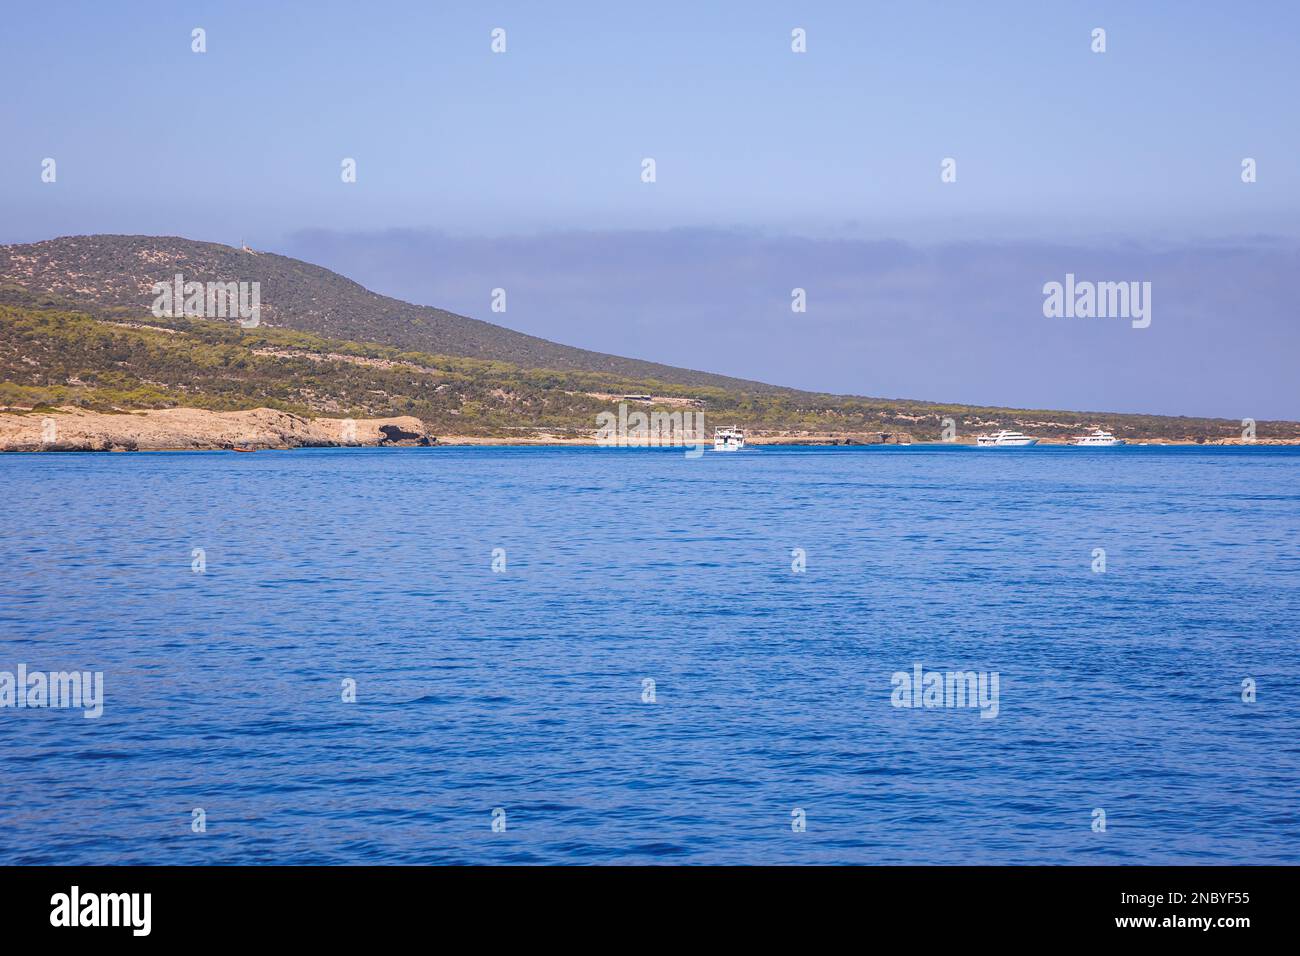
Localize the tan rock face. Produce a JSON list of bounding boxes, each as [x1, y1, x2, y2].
[[0, 407, 431, 452]]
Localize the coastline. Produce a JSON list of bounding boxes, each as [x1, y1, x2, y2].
[[4, 407, 1293, 452], [432, 436, 1298, 448], [0, 407, 429, 452]]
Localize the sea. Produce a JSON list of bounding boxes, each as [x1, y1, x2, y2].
[[1, 445, 1297, 864]]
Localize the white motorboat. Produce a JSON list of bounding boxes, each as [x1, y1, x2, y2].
[[1072, 428, 1125, 447], [975, 429, 1038, 447], [713, 426, 745, 451]]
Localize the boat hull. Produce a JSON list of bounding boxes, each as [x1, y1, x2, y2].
[[713, 427, 745, 451]]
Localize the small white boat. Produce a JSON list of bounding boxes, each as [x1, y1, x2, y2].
[[1073, 428, 1125, 447], [976, 429, 1038, 447], [713, 426, 746, 451]]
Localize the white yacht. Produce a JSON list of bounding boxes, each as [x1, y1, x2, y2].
[[713, 426, 746, 451], [1072, 428, 1125, 447], [976, 429, 1038, 447]]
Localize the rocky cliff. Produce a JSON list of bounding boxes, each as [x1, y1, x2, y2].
[[0, 407, 431, 452]]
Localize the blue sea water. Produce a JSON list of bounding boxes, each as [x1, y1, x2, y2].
[[1, 444, 1297, 865]]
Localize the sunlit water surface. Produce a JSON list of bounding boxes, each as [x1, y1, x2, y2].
[[1, 445, 1297, 864]]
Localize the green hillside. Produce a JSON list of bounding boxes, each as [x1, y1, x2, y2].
[[0, 234, 778, 392], [1, 293, 1290, 443]]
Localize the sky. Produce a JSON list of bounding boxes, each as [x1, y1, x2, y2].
[[1, 1, 1297, 417]]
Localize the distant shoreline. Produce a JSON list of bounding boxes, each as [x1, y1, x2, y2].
[[0, 406, 430, 453], [433, 438, 1299, 448], [3, 407, 1296, 453]]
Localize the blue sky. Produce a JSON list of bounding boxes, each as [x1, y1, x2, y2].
[[2, 1, 1297, 416]]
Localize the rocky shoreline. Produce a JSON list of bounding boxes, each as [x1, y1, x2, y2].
[[0, 407, 430, 452], [2, 408, 1294, 452]]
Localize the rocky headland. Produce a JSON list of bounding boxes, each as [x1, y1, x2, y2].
[[0, 407, 430, 452]]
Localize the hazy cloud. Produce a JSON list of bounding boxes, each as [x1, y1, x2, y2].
[[280, 228, 1299, 419]]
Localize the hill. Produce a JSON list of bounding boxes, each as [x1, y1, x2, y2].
[[2, 234, 1296, 445], [2, 293, 1294, 445], [0, 234, 777, 393]]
